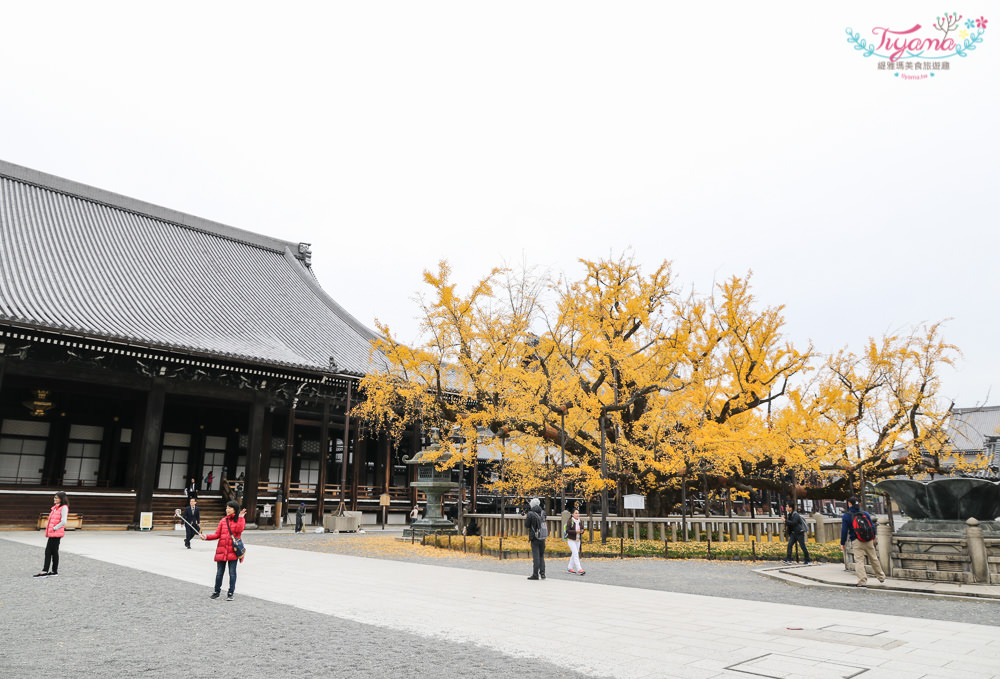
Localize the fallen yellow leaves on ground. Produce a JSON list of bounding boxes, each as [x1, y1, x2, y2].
[[420, 533, 842, 561], [249, 532, 841, 563]]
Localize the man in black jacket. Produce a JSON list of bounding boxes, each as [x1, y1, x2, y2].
[[782, 503, 811, 564], [295, 503, 305, 533], [525, 498, 546, 580], [182, 497, 201, 549]]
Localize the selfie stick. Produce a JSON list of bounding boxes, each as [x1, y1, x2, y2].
[[174, 508, 203, 536]]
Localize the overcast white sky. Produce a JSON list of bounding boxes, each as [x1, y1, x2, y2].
[[1, 1, 997, 406]]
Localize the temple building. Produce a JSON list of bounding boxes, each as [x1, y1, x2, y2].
[[0, 159, 422, 529]]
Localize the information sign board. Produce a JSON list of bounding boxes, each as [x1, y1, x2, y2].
[[623, 494, 645, 510]]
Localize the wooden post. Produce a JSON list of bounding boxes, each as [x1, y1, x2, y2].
[[189, 426, 207, 494], [132, 382, 165, 526], [315, 399, 330, 524], [383, 435, 391, 517], [99, 414, 123, 487], [350, 421, 362, 511], [243, 394, 266, 523], [259, 409, 274, 484], [44, 418, 70, 487], [282, 406, 295, 522], [339, 381, 351, 509]]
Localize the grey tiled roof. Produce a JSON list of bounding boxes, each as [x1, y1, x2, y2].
[[0, 159, 380, 376], [946, 406, 1000, 452]]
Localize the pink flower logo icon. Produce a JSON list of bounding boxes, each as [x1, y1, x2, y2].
[[975, 16, 988, 29]]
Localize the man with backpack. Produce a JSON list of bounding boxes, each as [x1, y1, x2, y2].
[[525, 497, 547, 580], [782, 503, 811, 565], [840, 495, 886, 587]]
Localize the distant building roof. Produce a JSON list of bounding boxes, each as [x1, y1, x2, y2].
[[946, 406, 1000, 452], [0, 159, 380, 376]]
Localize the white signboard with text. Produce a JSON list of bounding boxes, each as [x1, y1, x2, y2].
[[623, 494, 645, 510]]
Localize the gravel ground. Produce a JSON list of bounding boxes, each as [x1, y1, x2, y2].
[[0, 539, 603, 679], [247, 530, 1000, 627], [6, 530, 999, 679]]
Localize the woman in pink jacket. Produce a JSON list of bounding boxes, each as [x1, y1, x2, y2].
[[200, 500, 246, 601], [35, 491, 69, 577]]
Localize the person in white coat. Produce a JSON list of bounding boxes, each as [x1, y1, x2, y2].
[[565, 508, 586, 575]]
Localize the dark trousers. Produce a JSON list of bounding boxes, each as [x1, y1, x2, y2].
[[295, 515, 303, 533], [786, 531, 810, 562], [43, 537, 61, 573], [184, 525, 197, 547], [530, 539, 546, 576], [215, 559, 238, 595]]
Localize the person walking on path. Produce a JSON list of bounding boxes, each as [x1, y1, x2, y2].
[[185, 477, 198, 499], [200, 500, 246, 600], [841, 495, 885, 587], [526, 497, 547, 580], [565, 508, 585, 575], [295, 503, 305, 533], [34, 491, 69, 577], [783, 503, 811, 565], [409, 505, 420, 523], [182, 497, 201, 549], [204, 470, 214, 490]]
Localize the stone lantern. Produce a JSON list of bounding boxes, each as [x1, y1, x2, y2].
[[402, 428, 459, 537]]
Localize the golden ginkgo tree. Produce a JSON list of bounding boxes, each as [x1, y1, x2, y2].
[[354, 253, 962, 518]]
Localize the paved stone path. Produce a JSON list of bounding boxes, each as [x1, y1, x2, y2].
[[249, 530, 1000, 627], [4, 531, 1000, 679]]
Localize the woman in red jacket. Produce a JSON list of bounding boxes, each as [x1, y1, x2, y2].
[[200, 500, 246, 601], [34, 491, 69, 577]]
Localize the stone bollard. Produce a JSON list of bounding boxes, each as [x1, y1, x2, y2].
[[877, 517, 892, 578], [811, 513, 826, 544], [966, 518, 988, 584]]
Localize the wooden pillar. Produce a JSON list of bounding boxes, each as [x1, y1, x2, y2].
[[243, 395, 266, 523], [373, 433, 387, 501], [98, 415, 123, 487], [44, 417, 70, 487], [224, 428, 240, 484], [471, 457, 478, 512], [190, 426, 207, 491], [282, 408, 294, 506], [409, 426, 420, 507], [315, 399, 331, 523], [132, 382, 165, 526], [339, 381, 352, 509], [383, 436, 391, 492], [350, 423, 362, 511], [259, 410, 273, 482]]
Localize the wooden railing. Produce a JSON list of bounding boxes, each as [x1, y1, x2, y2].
[[463, 513, 841, 543], [253, 483, 416, 503], [0, 477, 112, 488], [352, 485, 412, 503]]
